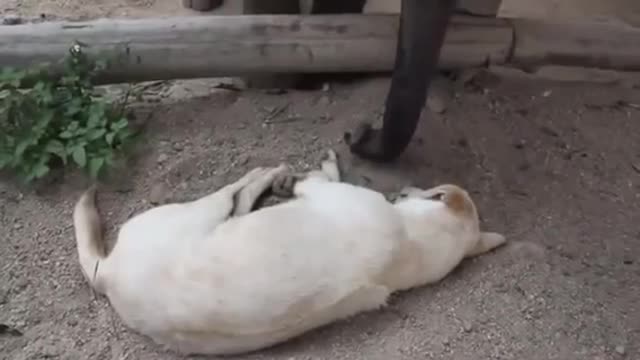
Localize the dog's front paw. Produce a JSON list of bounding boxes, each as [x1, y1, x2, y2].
[[322, 149, 338, 162], [272, 172, 302, 198]]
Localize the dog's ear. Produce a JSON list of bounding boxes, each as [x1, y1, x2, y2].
[[466, 232, 506, 258]]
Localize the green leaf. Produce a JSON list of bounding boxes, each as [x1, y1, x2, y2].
[[66, 99, 83, 116], [40, 87, 54, 104], [87, 103, 106, 127], [72, 146, 87, 168], [67, 121, 80, 132], [105, 132, 115, 145], [32, 162, 50, 179], [45, 139, 67, 160], [33, 81, 45, 92], [14, 139, 30, 158], [36, 109, 55, 128], [111, 118, 128, 131], [86, 128, 107, 141], [88, 157, 105, 178]]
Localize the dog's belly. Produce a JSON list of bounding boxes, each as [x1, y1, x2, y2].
[[149, 282, 391, 355]]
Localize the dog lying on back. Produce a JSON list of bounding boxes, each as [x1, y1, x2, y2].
[[73, 149, 506, 356]]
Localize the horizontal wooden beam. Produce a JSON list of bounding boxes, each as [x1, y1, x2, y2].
[[1, 14, 639, 85], [0, 14, 512, 84], [510, 18, 640, 73]]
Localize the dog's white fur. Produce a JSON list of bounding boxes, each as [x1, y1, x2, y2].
[[73, 149, 506, 356]]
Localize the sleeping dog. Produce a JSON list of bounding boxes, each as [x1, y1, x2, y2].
[[73, 149, 505, 355]]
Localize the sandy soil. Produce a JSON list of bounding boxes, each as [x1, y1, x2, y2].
[[1, 1, 640, 360]]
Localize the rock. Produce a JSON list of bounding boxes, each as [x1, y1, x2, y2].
[[463, 321, 474, 333], [427, 76, 453, 114], [157, 153, 169, 164], [317, 95, 331, 106], [0, 324, 22, 337], [172, 142, 184, 152], [148, 183, 169, 205], [427, 94, 447, 114], [513, 139, 527, 149], [236, 155, 249, 166], [2, 15, 23, 25], [615, 345, 626, 355]]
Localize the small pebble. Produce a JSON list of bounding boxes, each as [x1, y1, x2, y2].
[[513, 139, 527, 149], [463, 322, 473, 333], [615, 345, 626, 355], [172, 142, 184, 152], [148, 183, 169, 205], [317, 95, 331, 106], [157, 153, 169, 163], [427, 94, 447, 114]]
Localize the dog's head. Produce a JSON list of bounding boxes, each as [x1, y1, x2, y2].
[[393, 184, 477, 221], [393, 184, 505, 258], [396, 184, 476, 217]]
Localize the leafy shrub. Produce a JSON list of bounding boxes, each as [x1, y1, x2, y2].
[[0, 44, 138, 183]]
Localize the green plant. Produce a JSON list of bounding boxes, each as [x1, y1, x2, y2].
[[0, 44, 138, 183]]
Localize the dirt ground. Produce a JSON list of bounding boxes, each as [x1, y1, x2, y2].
[[1, 1, 640, 360]]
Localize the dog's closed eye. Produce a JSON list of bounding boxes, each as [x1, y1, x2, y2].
[[427, 192, 445, 201]]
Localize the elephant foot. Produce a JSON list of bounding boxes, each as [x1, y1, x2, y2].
[[182, 0, 223, 12], [344, 122, 391, 163]]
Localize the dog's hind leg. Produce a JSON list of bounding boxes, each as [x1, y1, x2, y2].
[[273, 149, 341, 198], [316, 149, 341, 183], [187, 166, 280, 225], [232, 164, 289, 217]]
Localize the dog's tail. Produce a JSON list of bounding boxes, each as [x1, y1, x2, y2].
[[73, 186, 108, 294]]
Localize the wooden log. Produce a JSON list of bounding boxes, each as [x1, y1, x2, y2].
[[362, 0, 502, 17], [0, 14, 512, 85], [510, 18, 640, 72], [2, 14, 640, 86]]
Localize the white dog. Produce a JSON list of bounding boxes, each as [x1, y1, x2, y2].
[[73, 149, 506, 356]]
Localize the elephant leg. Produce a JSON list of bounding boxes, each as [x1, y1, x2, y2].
[[242, 0, 301, 89], [311, 0, 366, 14], [345, 0, 456, 162]]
